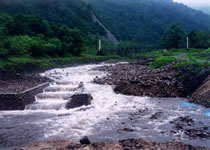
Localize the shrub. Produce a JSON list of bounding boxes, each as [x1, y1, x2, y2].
[[150, 56, 177, 69]]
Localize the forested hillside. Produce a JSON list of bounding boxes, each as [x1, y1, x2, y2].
[[0, 0, 105, 35], [1, 0, 210, 48], [0, 0, 210, 69], [87, 0, 210, 47]]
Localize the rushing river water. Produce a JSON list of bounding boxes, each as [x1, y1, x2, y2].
[[0, 63, 210, 150]]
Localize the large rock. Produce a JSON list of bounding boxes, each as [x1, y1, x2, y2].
[[80, 136, 91, 144], [190, 75, 210, 108], [65, 94, 92, 109]]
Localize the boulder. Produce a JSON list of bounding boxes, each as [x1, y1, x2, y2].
[[80, 136, 91, 144], [65, 94, 92, 109]]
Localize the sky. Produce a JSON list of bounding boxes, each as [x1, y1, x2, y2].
[[173, 0, 210, 7]]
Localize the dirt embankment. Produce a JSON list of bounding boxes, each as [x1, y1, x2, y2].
[[94, 62, 210, 107], [0, 73, 50, 94], [190, 75, 210, 107], [16, 139, 210, 150]]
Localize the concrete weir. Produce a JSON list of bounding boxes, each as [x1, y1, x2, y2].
[[0, 82, 49, 110]]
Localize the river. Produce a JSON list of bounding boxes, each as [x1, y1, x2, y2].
[[0, 63, 210, 150]]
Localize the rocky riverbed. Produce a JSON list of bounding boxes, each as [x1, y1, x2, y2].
[[16, 138, 210, 150], [0, 62, 209, 150]]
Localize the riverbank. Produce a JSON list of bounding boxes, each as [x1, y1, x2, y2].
[[0, 55, 127, 75], [94, 61, 210, 107], [0, 73, 50, 94]]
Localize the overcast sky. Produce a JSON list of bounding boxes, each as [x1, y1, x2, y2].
[[174, 0, 210, 7]]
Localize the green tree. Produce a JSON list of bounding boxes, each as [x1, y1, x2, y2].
[[5, 35, 33, 56], [116, 41, 138, 57], [69, 28, 87, 56], [160, 24, 185, 49], [188, 31, 197, 48], [188, 31, 210, 49], [48, 38, 63, 56]]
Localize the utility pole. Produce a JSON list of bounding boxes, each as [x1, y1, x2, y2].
[[187, 37, 189, 49], [98, 39, 101, 52], [97, 39, 102, 55]]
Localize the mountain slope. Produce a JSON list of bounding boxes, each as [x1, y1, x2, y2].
[[92, 13, 119, 45], [198, 6, 210, 15], [87, 0, 210, 46]]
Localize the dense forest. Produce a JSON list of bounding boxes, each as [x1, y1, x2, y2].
[[0, 0, 106, 35], [87, 0, 210, 47], [0, 13, 92, 59]]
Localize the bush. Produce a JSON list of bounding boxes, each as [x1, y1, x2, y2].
[[150, 56, 177, 69], [175, 60, 209, 73]]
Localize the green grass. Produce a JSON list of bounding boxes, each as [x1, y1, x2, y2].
[[1, 48, 209, 73], [138, 48, 209, 58], [175, 60, 209, 73], [139, 48, 210, 70], [149, 56, 177, 69], [0, 54, 127, 73], [136, 50, 164, 58]]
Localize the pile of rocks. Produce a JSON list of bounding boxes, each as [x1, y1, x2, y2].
[[170, 116, 210, 140], [94, 62, 184, 97]]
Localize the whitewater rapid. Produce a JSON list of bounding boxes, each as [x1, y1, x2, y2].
[[0, 63, 210, 150]]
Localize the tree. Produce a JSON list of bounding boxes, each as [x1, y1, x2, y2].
[[188, 31, 197, 48], [5, 35, 33, 56], [69, 28, 87, 56], [48, 38, 63, 56], [160, 24, 185, 49], [188, 31, 210, 49]]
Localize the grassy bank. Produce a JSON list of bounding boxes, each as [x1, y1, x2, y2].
[[136, 48, 210, 70], [137, 48, 210, 60], [0, 54, 129, 74], [1, 48, 209, 74]]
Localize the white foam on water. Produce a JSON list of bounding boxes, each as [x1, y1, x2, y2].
[[1, 62, 210, 149], [29, 63, 156, 139]]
